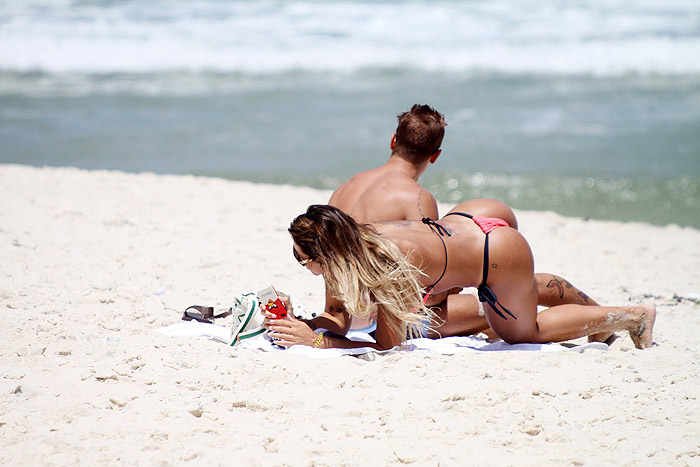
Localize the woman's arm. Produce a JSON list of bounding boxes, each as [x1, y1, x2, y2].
[[305, 285, 352, 335], [264, 304, 402, 351], [266, 313, 388, 350], [276, 285, 351, 335]]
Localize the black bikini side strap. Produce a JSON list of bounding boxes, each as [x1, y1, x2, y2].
[[478, 284, 518, 320], [421, 217, 449, 294], [482, 232, 490, 284], [421, 217, 451, 237], [478, 233, 517, 320], [443, 212, 473, 220]]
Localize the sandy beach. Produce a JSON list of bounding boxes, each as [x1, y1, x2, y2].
[[1, 164, 699, 466]]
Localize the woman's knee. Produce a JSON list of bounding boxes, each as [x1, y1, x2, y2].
[[489, 320, 540, 344], [484, 288, 539, 343]]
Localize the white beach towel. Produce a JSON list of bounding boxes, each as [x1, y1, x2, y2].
[[156, 322, 608, 359]]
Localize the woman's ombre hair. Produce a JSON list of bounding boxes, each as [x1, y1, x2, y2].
[[289, 205, 432, 342]]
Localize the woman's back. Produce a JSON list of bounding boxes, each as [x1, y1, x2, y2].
[[372, 217, 487, 294]]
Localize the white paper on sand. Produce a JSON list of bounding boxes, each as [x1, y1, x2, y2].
[[157, 322, 608, 359]]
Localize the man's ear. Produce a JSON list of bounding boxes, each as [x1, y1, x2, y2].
[[429, 149, 441, 164], [390, 133, 397, 150]]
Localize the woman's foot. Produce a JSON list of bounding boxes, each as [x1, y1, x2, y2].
[[628, 304, 656, 349]]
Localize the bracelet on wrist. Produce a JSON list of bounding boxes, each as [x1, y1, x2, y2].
[[312, 331, 324, 349]]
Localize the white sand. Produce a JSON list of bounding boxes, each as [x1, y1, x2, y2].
[[1, 164, 699, 466]]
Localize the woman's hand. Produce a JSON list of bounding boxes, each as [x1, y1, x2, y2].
[[265, 313, 320, 348], [275, 292, 294, 316]]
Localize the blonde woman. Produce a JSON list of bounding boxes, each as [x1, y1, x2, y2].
[[264, 203, 656, 351]]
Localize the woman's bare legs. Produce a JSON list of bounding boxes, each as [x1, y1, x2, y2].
[[537, 273, 597, 307], [526, 303, 655, 348], [427, 277, 613, 342], [535, 273, 614, 343], [482, 228, 656, 349], [487, 292, 656, 349], [456, 199, 612, 342]]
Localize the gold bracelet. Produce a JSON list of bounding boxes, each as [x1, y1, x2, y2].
[[313, 331, 324, 349]]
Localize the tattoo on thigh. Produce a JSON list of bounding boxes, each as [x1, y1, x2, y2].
[[546, 277, 565, 299], [547, 276, 591, 303], [565, 279, 590, 303]]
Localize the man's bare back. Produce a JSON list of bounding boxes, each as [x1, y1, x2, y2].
[[329, 157, 439, 222]]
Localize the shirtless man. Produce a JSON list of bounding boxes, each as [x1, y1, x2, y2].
[[301, 104, 606, 341], [327, 104, 449, 331], [328, 104, 443, 223]]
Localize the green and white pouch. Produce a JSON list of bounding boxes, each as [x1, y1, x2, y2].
[[229, 291, 318, 346], [230, 292, 266, 346]]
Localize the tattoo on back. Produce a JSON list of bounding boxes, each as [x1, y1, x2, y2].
[[418, 189, 425, 218], [327, 305, 345, 314], [417, 188, 437, 220]]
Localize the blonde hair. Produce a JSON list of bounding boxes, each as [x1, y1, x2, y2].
[[289, 205, 433, 342]]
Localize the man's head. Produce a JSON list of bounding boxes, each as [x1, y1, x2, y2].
[[392, 104, 446, 164]]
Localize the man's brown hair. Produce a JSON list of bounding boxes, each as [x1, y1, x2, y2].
[[393, 104, 446, 163]]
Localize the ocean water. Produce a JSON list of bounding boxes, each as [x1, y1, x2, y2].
[[1, 0, 699, 227]]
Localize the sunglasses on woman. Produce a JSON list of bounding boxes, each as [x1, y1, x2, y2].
[[292, 247, 314, 266]]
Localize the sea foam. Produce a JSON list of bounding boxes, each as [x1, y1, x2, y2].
[[1, 0, 699, 76]]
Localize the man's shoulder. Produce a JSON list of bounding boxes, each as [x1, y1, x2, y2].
[[333, 176, 436, 222], [330, 168, 414, 201], [331, 167, 381, 194], [377, 171, 423, 191]]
